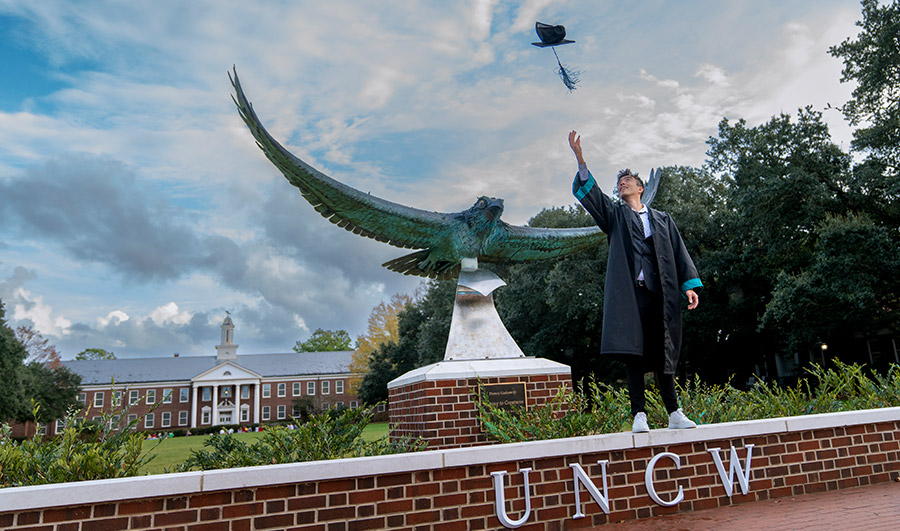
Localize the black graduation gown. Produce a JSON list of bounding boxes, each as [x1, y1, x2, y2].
[[573, 170, 702, 374]]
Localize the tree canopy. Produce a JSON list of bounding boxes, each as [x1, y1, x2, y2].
[[1, 300, 82, 423], [293, 328, 353, 353], [75, 348, 117, 360]]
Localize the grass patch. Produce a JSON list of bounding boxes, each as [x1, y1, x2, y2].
[[139, 422, 391, 475]]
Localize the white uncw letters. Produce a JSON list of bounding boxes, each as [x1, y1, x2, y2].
[[708, 444, 755, 497], [644, 452, 685, 506], [491, 468, 533, 529], [570, 461, 610, 517]]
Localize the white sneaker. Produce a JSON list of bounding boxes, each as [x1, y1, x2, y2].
[[632, 412, 649, 433], [668, 408, 697, 429]]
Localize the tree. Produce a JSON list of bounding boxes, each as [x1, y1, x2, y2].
[[350, 294, 413, 388], [15, 326, 62, 367], [0, 300, 28, 421], [358, 303, 429, 405], [20, 362, 82, 422], [293, 328, 352, 353], [829, 0, 900, 169], [75, 348, 117, 360]]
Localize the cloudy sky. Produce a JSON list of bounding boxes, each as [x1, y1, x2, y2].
[[0, 0, 861, 359]]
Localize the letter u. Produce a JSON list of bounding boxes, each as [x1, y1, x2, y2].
[[490, 468, 533, 529]]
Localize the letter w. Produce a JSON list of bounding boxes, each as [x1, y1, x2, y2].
[[708, 444, 755, 497], [570, 461, 610, 517]]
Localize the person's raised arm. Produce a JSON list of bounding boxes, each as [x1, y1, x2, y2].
[[568, 130, 586, 165]]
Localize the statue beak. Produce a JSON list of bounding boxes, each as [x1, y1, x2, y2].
[[487, 199, 504, 220]]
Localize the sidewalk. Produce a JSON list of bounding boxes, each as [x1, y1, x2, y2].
[[597, 480, 900, 530]]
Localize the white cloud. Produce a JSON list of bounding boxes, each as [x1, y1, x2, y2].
[[9, 287, 72, 337], [97, 310, 129, 328], [149, 302, 192, 326]]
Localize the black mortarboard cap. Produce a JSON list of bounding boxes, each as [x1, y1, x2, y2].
[[532, 22, 575, 47]]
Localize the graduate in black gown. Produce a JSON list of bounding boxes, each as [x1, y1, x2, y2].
[[568, 130, 701, 433]]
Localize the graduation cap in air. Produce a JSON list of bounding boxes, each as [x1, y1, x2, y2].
[[532, 22, 580, 92]]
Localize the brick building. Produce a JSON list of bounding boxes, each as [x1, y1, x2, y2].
[[50, 317, 359, 435]]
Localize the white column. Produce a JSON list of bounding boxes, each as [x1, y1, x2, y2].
[[254, 383, 261, 424], [211, 385, 219, 426], [234, 384, 242, 425], [191, 385, 199, 428]]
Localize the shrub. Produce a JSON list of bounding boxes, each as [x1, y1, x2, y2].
[[476, 362, 900, 443], [0, 402, 156, 488], [174, 403, 424, 471]]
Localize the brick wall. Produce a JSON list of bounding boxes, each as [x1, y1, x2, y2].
[[1, 407, 899, 530], [389, 373, 572, 449]]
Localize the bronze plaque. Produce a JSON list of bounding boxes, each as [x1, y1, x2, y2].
[[480, 382, 527, 411]]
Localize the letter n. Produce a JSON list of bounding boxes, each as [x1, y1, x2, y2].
[[570, 461, 610, 517], [708, 444, 755, 497]]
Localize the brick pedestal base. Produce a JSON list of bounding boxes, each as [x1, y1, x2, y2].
[[387, 358, 571, 449]]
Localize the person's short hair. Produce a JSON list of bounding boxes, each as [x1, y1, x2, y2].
[[616, 168, 644, 187]]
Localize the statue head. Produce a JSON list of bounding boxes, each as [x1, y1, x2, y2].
[[464, 196, 504, 227]]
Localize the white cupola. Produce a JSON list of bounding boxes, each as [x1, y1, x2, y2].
[[216, 315, 239, 360]]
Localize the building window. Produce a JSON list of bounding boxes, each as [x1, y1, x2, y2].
[[307, 381, 316, 395], [145, 390, 156, 405], [322, 381, 330, 395], [377, 403, 386, 412], [180, 388, 189, 403], [201, 407, 211, 425], [202, 387, 211, 401], [277, 405, 286, 419], [277, 383, 286, 397], [127, 414, 138, 429], [241, 385, 250, 399], [161, 412, 171, 428], [350, 401, 358, 409], [113, 390, 123, 406], [129, 390, 139, 405], [55, 419, 65, 433], [178, 411, 188, 426], [292, 404, 301, 417], [322, 402, 330, 411], [241, 405, 249, 422], [94, 392, 104, 408], [262, 384, 271, 398], [163, 389, 173, 404], [77, 392, 86, 405], [336, 401, 344, 410], [335, 380, 344, 394], [145, 413, 155, 429], [262, 406, 270, 421], [293, 382, 301, 396], [221, 386, 231, 398]]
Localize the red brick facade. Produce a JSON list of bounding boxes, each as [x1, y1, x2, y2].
[[1, 408, 898, 530], [389, 373, 572, 449], [25, 375, 359, 438]]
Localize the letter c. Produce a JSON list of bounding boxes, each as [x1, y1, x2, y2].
[[644, 452, 684, 507]]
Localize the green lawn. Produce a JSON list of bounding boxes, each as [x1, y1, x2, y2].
[[139, 422, 390, 475]]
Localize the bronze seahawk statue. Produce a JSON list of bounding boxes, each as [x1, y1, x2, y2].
[[230, 67, 605, 280]]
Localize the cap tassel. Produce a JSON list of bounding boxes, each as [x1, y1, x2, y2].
[[553, 47, 580, 92]]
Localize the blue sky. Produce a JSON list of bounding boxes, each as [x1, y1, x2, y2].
[[0, 0, 861, 358]]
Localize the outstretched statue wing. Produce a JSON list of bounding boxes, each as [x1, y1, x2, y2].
[[230, 68, 454, 251], [231, 67, 605, 276], [482, 223, 604, 262], [641, 167, 662, 207]]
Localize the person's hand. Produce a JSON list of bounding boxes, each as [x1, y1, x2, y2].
[[686, 289, 699, 310], [568, 130, 584, 164]]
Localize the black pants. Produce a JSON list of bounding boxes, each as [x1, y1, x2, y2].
[[626, 285, 679, 416]]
